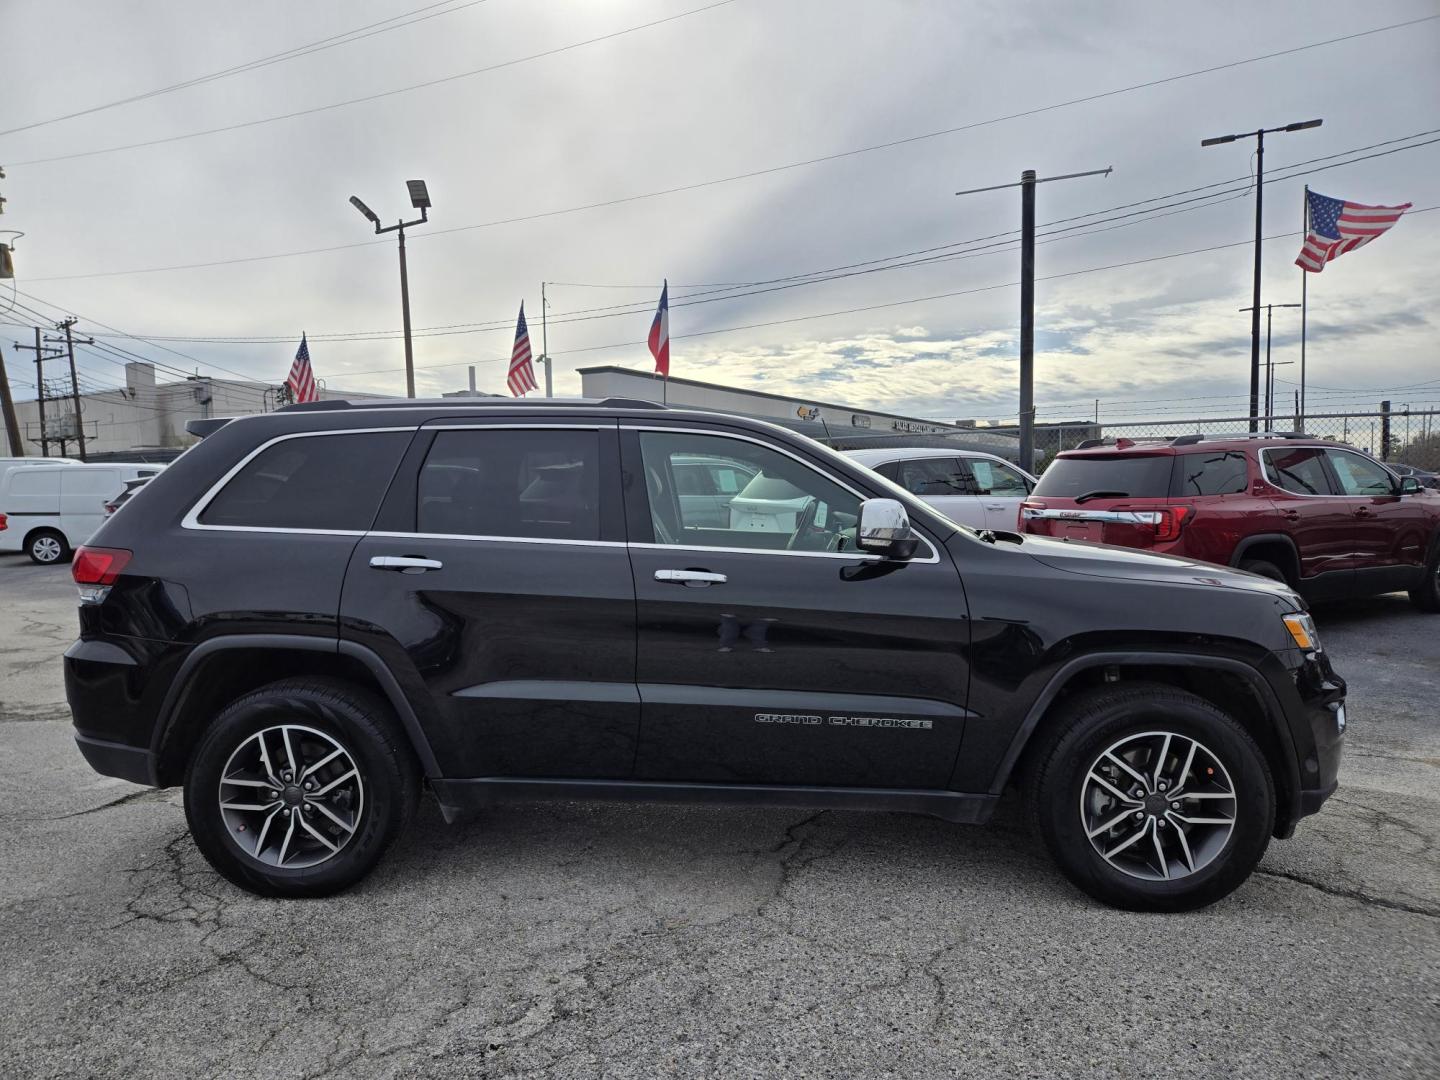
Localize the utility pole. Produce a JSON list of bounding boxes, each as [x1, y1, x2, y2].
[[1201, 119, 1322, 431], [0, 343, 23, 455], [49, 318, 93, 461], [1380, 400, 1392, 462], [956, 165, 1112, 473], [13, 328, 65, 456]]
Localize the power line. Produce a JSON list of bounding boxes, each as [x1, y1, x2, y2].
[[0, 1, 491, 138], [28, 120, 1440, 284], [52, 129, 1439, 347], [9, 0, 741, 167]]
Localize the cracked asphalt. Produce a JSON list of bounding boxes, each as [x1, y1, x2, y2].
[[1, 554, 1437, 1079]]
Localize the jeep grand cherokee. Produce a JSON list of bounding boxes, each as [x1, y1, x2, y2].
[[63, 398, 1346, 911]]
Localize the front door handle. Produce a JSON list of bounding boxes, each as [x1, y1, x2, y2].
[[1353, 507, 1374, 518], [370, 555, 444, 573], [1282, 510, 1300, 521], [655, 569, 727, 587], [984, 502, 1007, 511]]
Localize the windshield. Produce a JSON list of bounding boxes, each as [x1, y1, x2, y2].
[[1032, 455, 1176, 499]]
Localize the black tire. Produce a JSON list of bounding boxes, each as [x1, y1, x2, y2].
[[1240, 558, 1287, 584], [26, 528, 70, 565], [184, 677, 421, 898], [1024, 683, 1274, 912], [1408, 542, 1440, 612]]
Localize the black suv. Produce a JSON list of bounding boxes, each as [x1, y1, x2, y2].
[[64, 398, 1346, 911]]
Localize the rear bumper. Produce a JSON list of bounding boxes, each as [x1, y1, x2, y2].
[[74, 732, 157, 786]]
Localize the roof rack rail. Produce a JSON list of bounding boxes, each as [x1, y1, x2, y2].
[[275, 396, 670, 412], [185, 417, 233, 439]]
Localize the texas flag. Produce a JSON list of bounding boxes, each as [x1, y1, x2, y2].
[[648, 280, 670, 377]]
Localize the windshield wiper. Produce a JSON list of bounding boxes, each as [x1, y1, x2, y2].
[[1073, 489, 1129, 504]]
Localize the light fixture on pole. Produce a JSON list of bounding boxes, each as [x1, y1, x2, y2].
[[349, 181, 431, 398], [1201, 119, 1321, 432]]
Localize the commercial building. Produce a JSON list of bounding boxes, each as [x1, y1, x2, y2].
[[577, 366, 1021, 457], [0, 361, 390, 460]]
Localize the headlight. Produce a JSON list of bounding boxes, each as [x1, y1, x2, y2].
[[1282, 612, 1320, 652]]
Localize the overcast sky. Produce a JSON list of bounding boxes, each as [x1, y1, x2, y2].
[[2, 0, 1437, 422]]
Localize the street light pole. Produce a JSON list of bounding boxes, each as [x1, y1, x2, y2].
[[1202, 119, 1321, 431], [350, 181, 431, 398], [956, 165, 1112, 474]]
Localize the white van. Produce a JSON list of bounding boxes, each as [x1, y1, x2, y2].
[[0, 456, 80, 490], [0, 462, 163, 563]]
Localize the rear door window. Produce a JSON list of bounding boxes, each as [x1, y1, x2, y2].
[[1174, 451, 1249, 496], [198, 431, 411, 530], [1262, 447, 1333, 496], [1032, 455, 1176, 499], [896, 457, 973, 497], [416, 428, 600, 540]]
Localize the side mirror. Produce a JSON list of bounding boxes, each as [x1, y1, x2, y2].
[[1399, 476, 1422, 495], [857, 498, 919, 560]]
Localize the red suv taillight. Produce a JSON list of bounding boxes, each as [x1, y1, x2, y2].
[[0, 512, 7, 532], [1152, 505, 1192, 542], [72, 547, 132, 603]]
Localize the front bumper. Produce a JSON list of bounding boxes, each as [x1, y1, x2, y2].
[[1269, 646, 1346, 834]]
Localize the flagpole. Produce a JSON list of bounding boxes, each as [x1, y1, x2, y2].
[[1299, 185, 1308, 428], [541, 282, 552, 398]]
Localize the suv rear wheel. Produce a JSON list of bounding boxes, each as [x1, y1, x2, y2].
[[1025, 684, 1274, 912], [184, 677, 420, 897]]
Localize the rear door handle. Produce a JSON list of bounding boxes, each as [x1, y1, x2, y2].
[[654, 569, 727, 586], [1282, 510, 1300, 521], [369, 555, 444, 573]]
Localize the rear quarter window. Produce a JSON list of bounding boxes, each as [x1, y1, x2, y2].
[[1174, 451, 1249, 496], [1031, 455, 1177, 499], [197, 431, 411, 530]]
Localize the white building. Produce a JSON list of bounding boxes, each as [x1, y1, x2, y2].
[[1, 362, 393, 459], [577, 365, 1021, 457]]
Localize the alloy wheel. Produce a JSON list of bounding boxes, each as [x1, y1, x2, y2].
[[218, 724, 365, 869], [1079, 730, 1237, 881], [31, 536, 63, 563]]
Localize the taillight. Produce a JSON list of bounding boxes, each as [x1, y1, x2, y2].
[[72, 547, 132, 604], [72, 546, 131, 584], [0, 512, 7, 532], [1152, 506, 1192, 542]]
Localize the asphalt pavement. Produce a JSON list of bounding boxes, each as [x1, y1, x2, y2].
[[1, 554, 1436, 1079]]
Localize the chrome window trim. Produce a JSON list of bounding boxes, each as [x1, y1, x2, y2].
[[369, 530, 623, 549], [624, 424, 941, 563], [181, 426, 417, 532]]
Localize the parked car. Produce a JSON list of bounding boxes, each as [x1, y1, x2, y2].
[[845, 447, 1036, 530], [0, 462, 163, 563], [104, 475, 156, 517], [66, 398, 1345, 911], [1019, 433, 1440, 610], [1388, 462, 1440, 491]]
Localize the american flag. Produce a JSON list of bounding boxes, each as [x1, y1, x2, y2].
[[648, 280, 670, 377], [1295, 190, 1411, 273], [286, 334, 319, 403], [507, 303, 538, 397]]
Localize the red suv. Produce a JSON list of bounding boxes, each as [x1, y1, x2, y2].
[[1020, 433, 1440, 611]]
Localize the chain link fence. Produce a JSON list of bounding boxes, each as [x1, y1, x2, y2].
[[1025, 411, 1440, 470]]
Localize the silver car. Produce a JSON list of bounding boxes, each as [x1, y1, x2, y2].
[[844, 448, 1036, 530]]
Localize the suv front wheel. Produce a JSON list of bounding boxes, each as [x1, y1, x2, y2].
[[184, 678, 420, 897], [1025, 684, 1274, 912]]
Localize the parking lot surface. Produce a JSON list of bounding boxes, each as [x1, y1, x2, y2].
[[1, 554, 1436, 1079]]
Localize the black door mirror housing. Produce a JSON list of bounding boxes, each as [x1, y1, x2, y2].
[[856, 498, 919, 560], [1399, 476, 1422, 495]]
